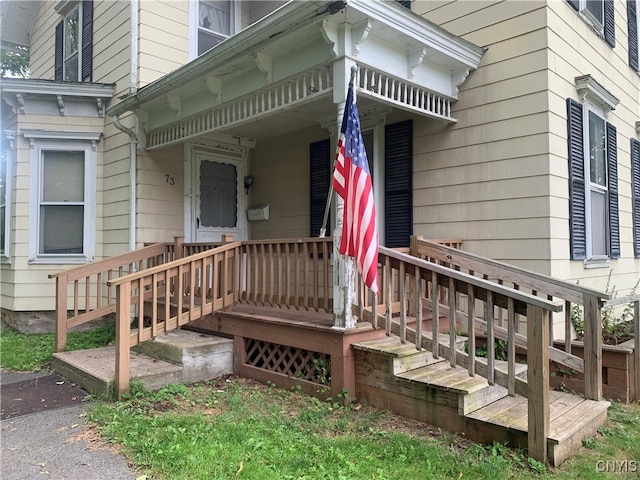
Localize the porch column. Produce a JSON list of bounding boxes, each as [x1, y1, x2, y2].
[[332, 58, 358, 329]]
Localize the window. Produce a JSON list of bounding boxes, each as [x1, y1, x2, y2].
[[0, 132, 13, 260], [566, 98, 619, 263], [191, 1, 240, 58], [55, 0, 93, 82], [26, 134, 98, 263], [567, 0, 615, 47], [629, 0, 639, 71]]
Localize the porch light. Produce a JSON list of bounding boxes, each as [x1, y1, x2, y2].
[[244, 175, 254, 194]]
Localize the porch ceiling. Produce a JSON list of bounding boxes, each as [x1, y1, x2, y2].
[[108, 0, 484, 150], [0, 0, 38, 51]]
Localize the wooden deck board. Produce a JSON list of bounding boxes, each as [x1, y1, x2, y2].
[[353, 337, 427, 357]]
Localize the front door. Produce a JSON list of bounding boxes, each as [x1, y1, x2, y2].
[[194, 151, 246, 242]]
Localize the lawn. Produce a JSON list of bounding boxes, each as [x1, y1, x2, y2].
[[2, 327, 638, 479], [88, 378, 640, 480]]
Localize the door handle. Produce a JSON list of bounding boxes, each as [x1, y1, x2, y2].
[[196, 217, 200, 228]]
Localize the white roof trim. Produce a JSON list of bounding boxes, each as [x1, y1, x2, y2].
[[22, 129, 102, 141], [1, 78, 115, 98]]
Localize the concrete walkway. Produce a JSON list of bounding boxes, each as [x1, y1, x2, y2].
[[1, 371, 138, 480]]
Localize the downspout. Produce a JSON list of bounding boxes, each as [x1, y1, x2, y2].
[[112, 114, 137, 251]]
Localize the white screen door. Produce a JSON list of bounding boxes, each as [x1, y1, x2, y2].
[[195, 153, 244, 242]]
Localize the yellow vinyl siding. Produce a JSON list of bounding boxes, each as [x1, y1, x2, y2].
[[136, 146, 185, 245]]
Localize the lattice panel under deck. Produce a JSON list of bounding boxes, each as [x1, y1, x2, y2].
[[244, 339, 331, 386]]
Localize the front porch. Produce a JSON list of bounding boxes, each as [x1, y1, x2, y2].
[[48, 236, 629, 465]]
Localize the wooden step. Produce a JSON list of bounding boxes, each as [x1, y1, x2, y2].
[[352, 336, 445, 375], [466, 390, 610, 466], [396, 360, 526, 415]]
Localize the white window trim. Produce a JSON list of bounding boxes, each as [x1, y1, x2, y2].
[[27, 134, 98, 264], [582, 100, 610, 267], [577, 0, 604, 34], [63, 3, 83, 82], [188, 0, 241, 60], [1, 130, 15, 263]]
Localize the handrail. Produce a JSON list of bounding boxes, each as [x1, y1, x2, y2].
[[49, 242, 173, 352], [410, 235, 610, 400], [359, 246, 560, 462], [108, 237, 333, 399]]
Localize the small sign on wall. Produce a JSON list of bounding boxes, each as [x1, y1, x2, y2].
[[247, 204, 269, 221]]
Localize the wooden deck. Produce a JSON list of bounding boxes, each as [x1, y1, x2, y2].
[[49, 237, 623, 466]]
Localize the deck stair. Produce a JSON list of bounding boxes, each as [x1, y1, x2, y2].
[[52, 329, 233, 398], [352, 336, 610, 466]]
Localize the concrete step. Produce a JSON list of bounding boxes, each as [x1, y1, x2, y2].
[[52, 330, 234, 398], [132, 330, 233, 382]]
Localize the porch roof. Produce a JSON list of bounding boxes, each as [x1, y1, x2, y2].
[[107, 0, 484, 150]]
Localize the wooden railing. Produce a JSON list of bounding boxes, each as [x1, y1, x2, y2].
[[409, 235, 611, 401], [358, 246, 563, 462], [49, 243, 172, 352], [50, 237, 230, 352], [106, 237, 333, 399]]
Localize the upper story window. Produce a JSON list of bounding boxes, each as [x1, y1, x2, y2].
[[55, 0, 93, 82], [190, 1, 240, 58], [25, 132, 99, 264], [567, 0, 615, 47], [566, 75, 620, 265]]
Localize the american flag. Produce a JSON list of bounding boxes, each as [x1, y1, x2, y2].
[[332, 80, 379, 294]]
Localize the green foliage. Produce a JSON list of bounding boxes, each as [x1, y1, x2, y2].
[[0, 323, 116, 371], [466, 338, 508, 361], [1, 43, 29, 78], [571, 273, 638, 345]]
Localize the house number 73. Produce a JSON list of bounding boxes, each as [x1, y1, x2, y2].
[[165, 175, 175, 185]]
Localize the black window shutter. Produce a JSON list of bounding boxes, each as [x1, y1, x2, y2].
[[81, 0, 94, 82], [606, 122, 620, 258], [604, 0, 615, 47], [55, 21, 63, 81], [631, 138, 640, 258], [310, 139, 331, 237], [566, 98, 587, 260], [629, 0, 639, 70], [396, 0, 411, 9], [385, 120, 413, 248], [567, 0, 579, 11]]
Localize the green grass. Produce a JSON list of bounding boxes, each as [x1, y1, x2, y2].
[[0, 323, 116, 371], [88, 379, 640, 480]]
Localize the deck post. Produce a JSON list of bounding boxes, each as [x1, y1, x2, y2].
[[331, 58, 357, 329], [583, 293, 602, 401], [634, 299, 639, 400], [174, 236, 184, 260], [527, 304, 549, 463], [54, 274, 68, 352], [115, 282, 132, 400]]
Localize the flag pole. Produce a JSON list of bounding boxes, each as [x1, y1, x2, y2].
[[319, 65, 358, 238]]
